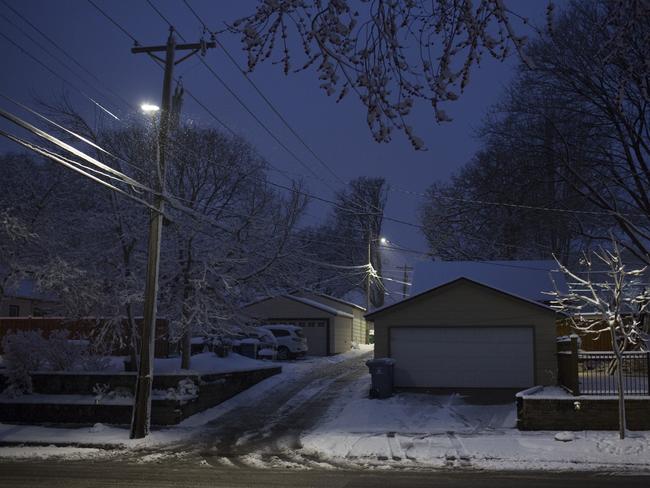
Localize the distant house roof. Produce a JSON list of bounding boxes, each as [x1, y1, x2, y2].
[[3, 278, 58, 302], [411, 260, 567, 303], [294, 291, 366, 311], [366, 277, 558, 319]]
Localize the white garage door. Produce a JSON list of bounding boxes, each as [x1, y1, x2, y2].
[[390, 327, 534, 388]]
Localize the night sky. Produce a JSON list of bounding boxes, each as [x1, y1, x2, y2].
[[0, 0, 555, 280]]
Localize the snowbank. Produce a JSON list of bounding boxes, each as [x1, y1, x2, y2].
[[153, 352, 277, 375]]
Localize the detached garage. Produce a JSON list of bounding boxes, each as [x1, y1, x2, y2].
[[241, 294, 354, 356], [366, 277, 558, 389]]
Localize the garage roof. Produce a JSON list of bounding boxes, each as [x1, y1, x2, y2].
[[244, 294, 354, 319], [285, 295, 354, 318], [366, 277, 558, 319], [411, 260, 566, 302]]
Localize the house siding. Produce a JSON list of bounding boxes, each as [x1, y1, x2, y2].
[[242, 296, 355, 355], [370, 280, 558, 386], [295, 292, 369, 344]]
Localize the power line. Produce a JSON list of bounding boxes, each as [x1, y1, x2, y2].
[[79, 1, 586, 259], [143, 1, 342, 196], [0, 0, 133, 112], [0, 30, 119, 120], [182, 0, 349, 188]]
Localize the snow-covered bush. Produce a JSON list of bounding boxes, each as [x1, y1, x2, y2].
[[158, 378, 199, 401], [1, 329, 114, 396], [45, 330, 85, 371], [1, 330, 47, 396]]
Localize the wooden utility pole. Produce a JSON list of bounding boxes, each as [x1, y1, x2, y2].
[[129, 28, 215, 439], [366, 236, 372, 312]]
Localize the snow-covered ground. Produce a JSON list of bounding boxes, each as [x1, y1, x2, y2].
[[299, 378, 650, 471], [0, 346, 373, 458], [3, 348, 648, 472], [153, 351, 278, 375]]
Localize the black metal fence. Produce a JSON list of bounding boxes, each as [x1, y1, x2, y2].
[[578, 351, 650, 396]]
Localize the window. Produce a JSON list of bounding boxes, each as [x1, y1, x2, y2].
[[270, 329, 290, 337], [8, 305, 20, 317]]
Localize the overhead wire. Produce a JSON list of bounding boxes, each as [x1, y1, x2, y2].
[[54, 1, 589, 260], [0, 30, 119, 120], [181, 0, 350, 188], [0, 0, 133, 112]]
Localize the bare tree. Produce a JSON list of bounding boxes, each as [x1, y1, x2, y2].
[[159, 127, 307, 369], [231, 0, 533, 149], [493, 0, 650, 264], [550, 242, 650, 439]]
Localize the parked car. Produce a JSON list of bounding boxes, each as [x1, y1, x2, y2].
[[259, 324, 308, 360], [223, 328, 278, 360]]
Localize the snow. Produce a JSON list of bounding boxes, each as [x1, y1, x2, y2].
[[299, 376, 650, 471], [555, 431, 576, 442], [410, 260, 567, 301], [153, 352, 277, 375], [0, 347, 372, 457], [284, 295, 354, 318]]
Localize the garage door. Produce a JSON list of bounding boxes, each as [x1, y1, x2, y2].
[[267, 319, 329, 356], [390, 327, 534, 388]]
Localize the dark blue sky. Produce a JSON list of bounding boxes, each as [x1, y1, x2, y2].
[[0, 0, 554, 279]]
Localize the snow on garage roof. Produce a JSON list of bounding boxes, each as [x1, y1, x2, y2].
[[285, 295, 354, 318], [411, 260, 567, 302]]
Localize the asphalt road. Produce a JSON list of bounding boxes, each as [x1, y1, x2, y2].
[[0, 461, 649, 487]]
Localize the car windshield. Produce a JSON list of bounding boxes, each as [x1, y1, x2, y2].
[[294, 329, 304, 338]]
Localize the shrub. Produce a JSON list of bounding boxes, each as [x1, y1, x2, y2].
[[1, 330, 48, 396]]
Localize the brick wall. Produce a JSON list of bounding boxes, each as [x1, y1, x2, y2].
[[517, 396, 650, 430]]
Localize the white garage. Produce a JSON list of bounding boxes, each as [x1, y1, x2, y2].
[[390, 326, 534, 388], [367, 277, 558, 388]]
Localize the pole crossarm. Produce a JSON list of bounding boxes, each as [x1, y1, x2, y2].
[[131, 41, 215, 54]]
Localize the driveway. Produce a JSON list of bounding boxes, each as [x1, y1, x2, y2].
[[165, 349, 375, 466]]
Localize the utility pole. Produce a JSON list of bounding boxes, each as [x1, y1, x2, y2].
[[401, 264, 413, 299], [366, 236, 372, 312], [129, 28, 215, 439]]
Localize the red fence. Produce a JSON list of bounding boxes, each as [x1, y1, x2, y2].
[[0, 316, 172, 358]]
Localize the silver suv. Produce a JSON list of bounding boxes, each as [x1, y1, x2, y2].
[[259, 324, 308, 360]]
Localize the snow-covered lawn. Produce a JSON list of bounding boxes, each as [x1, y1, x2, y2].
[[300, 377, 650, 471], [0, 346, 372, 458], [153, 351, 278, 375]]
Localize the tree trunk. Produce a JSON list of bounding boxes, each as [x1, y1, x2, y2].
[[179, 283, 193, 370], [180, 328, 192, 370], [611, 326, 627, 440], [126, 303, 138, 372]]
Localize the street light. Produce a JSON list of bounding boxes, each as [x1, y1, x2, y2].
[[379, 237, 389, 245], [140, 103, 160, 113]]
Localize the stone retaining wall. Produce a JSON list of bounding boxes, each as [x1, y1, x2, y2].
[[517, 396, 650, 430], [0, 367, 280, 426]]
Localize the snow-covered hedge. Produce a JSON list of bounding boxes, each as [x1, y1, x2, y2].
[[1, 329, 112, 396]]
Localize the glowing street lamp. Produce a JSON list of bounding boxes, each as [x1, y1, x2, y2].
[[140, 103, 160, 113], [379, 237, 389, 245]]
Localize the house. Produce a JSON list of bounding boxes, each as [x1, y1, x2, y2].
[[241, 294, 357, 356], [366, 270, 560, 389], [291, 291, 369, 344], [0, 279, 59, 317]]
